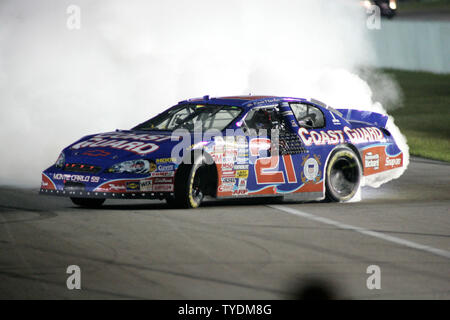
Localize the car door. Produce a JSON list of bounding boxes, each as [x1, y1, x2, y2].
[[239, 106, 285, 195], [286, 102, 327, 194]]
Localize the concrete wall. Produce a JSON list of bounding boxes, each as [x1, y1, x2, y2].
[[369, 20, 450, 73]]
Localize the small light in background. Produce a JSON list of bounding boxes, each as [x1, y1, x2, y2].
[[389, 0, 397, 10], [361, 0, 373, 10]]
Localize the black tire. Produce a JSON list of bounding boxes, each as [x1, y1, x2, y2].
[[70, 197, 105, 208], [173, 157, 209, 208], [325, 147, 361, 202]]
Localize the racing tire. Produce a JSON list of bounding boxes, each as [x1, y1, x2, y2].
[[70, 197, 105, 208], [173, 157, 208, 209], [325, 147, 361, 202]]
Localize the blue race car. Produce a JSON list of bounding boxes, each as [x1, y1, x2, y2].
[[40, 95, 404, 208]]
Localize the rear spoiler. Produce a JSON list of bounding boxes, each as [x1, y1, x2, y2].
[[337, 109, 389, 128]]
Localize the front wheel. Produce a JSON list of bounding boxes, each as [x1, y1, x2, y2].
[[173, 158, 209, 208], [325, 147, 361, 202], [70, 197, 105, 208]]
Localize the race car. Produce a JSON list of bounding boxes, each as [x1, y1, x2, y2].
[[40, 95, 404, 208]]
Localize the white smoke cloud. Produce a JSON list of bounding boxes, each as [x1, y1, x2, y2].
[[0, 0, 408, 191]]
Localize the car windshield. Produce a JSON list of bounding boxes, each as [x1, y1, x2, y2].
[[133, 104, 243, 132]]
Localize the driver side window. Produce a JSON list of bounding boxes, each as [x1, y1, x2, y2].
[[242, 107, 275, 136], [290, 103, 325, 128]]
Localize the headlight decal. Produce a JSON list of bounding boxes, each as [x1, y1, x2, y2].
[[108, 159, 153, 174]]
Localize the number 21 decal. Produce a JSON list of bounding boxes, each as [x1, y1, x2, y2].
[[250, 138, 297, 185]]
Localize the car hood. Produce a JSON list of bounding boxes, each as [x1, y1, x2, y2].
[[63, 130, 188, 168]]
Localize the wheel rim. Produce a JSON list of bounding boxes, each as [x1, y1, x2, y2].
[[329, 156, 359, 198]]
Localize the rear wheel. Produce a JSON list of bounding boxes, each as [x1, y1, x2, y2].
[[325, 147, 361, 202], [70, 197, 105, 208]]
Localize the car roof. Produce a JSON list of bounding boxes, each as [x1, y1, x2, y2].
[[177, 95, 309, 110]]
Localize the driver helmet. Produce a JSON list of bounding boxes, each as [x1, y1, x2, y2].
[[253, 109, 272, 129]]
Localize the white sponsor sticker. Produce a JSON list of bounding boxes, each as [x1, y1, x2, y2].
[[385, 157, 401, 167], [151, 171, 175, 177], [153, 184, 174, 192], [140, 179, 153, 192], [365, 152, 380, 170]]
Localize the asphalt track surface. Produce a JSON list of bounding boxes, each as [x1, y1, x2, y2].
[[0, 157, 448, 299]]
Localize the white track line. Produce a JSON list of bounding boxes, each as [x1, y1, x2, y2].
[[269, 205, 450, 260]]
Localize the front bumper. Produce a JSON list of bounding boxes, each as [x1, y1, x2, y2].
[[40, 165, 175, 199], [39, 188, 173, 200]]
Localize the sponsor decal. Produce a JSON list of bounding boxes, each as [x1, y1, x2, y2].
[[151, 171, 175, 177], [222, 170, 236, 177], [363, 146, 403, 175], [233, 164, 249, 170], [82, 149, 111, 157], [149, 161, 157, 172], [236, 157, 248, 164], [332, 118, 341, 125], [344, 126, 385, 144], [235, 170, 249, 179], [223, 155, 235, 163], [157, 164, 174, 172], [213, 153, 236, 167], [385, 157, 401, 167], [156, 157, 175, 163], [140, 179, 153, 192], [246, 98, 280, 107], [365, 152, 380, 170], [329, 111, 341, 125], [153, 184, 174, 192], [298, 126, 384, 146], [235, 135, 247, 145], [71, 133, 167, 155], [236, 147, 249, 164], [41, 174, 56, 190], [95, 181, 126, 192], [126, 181, 140, 191], [238, 178, 247, 190], [301, 155, 321, 183], [218, 184, 234, 192], [222, 161, 234, 170], [221, 177, 236, 185], [109, 183, 126, 191], [53, 173, 100, 183], [154, 178, 173, 184], [232, 189, 248, 196]]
